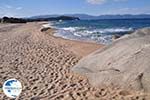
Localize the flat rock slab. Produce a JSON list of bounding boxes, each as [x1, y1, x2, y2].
[[72, 27, 150, 92]]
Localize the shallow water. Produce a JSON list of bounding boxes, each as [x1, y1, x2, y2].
[[51, 19, 150, 44]]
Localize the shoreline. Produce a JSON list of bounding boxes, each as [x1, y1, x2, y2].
[[0, 22, 105, 99], [0, 22, 147, 99], [42, 22, 103, 44], [40, 21, 104, 57], [43, 21, 137, 45]]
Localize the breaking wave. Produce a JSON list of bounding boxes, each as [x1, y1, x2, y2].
[[54, 26, 133, 44]]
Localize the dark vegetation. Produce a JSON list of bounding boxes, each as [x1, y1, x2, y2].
[[28, 16, 80, 21], [0, 16, 80, 23], [0, 17, 27, 23]]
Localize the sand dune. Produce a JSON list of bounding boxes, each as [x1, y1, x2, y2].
[[0, 22, 148, 100]]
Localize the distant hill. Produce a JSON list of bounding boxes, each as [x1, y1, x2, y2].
[[97, 14, 150, 19], [30, 14, 150, 20], [0, 16, 80, 23], [27, 16, 80, 21], [63, 14, 96, 20], [29, 14, 60, 19], [29, 14, 95, 20], [0, 17, 27, 23], [1, 14, 150, 23]]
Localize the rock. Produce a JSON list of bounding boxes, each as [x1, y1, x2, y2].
[[41, 27, 56, 35], [72, 27, 150, 92], [112, 34, 121, 40], [41, 27, 52, 32]]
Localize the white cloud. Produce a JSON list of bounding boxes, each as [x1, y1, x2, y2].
[[5, 5, 13, 9], [0, 4, 23, 17], [87, 0, 106, 4], [114, 0, 127, 1], [86, 0, 128, 5], [16, 7, 22, 10], [104, 7, 150, 14]]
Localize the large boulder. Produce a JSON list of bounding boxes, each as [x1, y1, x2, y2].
[[72, 28, 150, 92]]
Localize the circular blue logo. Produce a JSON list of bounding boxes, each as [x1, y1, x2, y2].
[[2, 79, 22, 98]]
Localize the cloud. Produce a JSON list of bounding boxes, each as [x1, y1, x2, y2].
[[0, 4, 23, 17], [104, 7, 150, 14], [3, 4, 22, 10], [87, 0, 106, 4], [86, 0, 128, 5], [16, 7, 22, 10], [114, 0, 127, 1], [5, 5, 13, 9]]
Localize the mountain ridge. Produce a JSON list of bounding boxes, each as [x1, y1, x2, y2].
[[30, 14, 150, 20]]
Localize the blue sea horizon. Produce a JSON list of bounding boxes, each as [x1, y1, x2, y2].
[[51, 19, 150, 44]]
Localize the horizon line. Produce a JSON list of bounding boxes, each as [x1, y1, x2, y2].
[[1, 13, 150, 18]]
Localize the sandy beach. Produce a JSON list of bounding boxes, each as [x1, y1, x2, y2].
[[0, 22, 148, 100]]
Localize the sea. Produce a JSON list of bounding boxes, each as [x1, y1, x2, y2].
[[50, 19, 150, 44]]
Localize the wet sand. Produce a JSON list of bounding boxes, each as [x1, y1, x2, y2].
[[0, 22, 148, 100]]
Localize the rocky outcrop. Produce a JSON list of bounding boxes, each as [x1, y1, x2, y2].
[[72, 27, 150, 92]]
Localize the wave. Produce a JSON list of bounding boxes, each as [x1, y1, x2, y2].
[[54, 26, 134, 44], [42, 24, 51, 28], [42, 23, 56, 28], [61, 27, 133, 33], [61, 27, 86, 32], [95, 28, 133, 34]]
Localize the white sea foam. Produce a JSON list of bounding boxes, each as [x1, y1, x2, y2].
[[61, 27, 133, 34], [62, 27, 77, 32], [42, 22, 56, 28], [61, 27, 86, 32], [95, 28, 133, 33], [54, 26, 134, 44], [42, 24, 51, 28]]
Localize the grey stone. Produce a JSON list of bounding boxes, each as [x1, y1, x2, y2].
[[72, 27, 150, 92]]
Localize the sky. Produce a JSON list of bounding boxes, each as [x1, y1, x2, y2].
[[0, 0, 150, 17]]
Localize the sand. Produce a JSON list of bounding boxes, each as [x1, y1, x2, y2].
[[0, 22, 148, 100]]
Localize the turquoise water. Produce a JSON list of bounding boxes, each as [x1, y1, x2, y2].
[[52, 19, 150, 44]]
